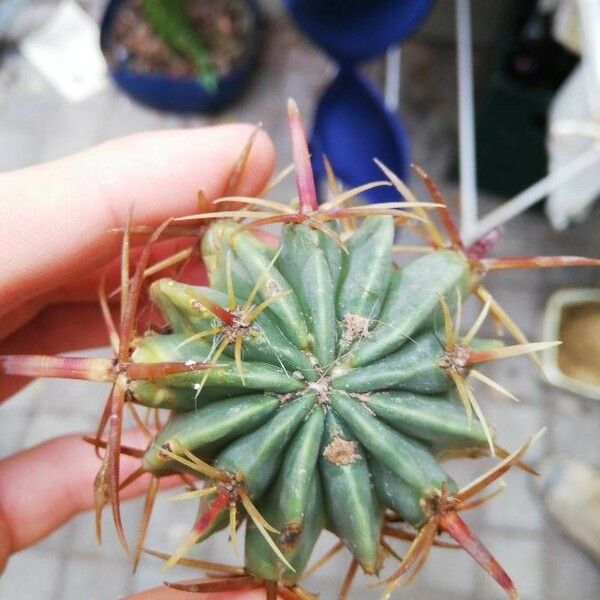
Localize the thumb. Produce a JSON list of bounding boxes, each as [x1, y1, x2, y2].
[[124, 585, 275, 599], [0, 125, 275, 315]]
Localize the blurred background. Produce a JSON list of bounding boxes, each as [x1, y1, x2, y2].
[[1, 0, 600, 598]]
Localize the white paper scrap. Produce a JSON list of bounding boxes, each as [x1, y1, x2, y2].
[[19, 0, 107, 103]]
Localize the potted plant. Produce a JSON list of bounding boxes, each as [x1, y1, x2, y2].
[[101, 0, 262, 112], [543, 288, 600, 401], [283, 0, 434, 202], [3, 101, 600, 599]]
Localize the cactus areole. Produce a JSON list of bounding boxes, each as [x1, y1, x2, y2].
[[3, 100, 600, 600]]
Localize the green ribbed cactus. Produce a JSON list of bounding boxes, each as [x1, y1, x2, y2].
[[3, 100, 599, 599]]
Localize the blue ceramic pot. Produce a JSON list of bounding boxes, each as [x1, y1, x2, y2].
[[311, 68, 409, 204], [284, 0, 434, 64], [100, 0, 262, 113]]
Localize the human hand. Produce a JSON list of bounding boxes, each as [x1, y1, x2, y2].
[[0, 124, 275, 580], [126, 584, 276, 599]]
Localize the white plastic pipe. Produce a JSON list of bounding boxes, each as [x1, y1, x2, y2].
[[455, 0, 478, 238], [384, 45, 402, 112], [466, 144, 600, 244]]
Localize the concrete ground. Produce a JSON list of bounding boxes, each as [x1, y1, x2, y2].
[[1, 3, 600, 599]]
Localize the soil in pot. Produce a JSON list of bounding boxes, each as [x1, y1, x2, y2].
[[104, 0, 257, 81], [558, 301, 600, 388]]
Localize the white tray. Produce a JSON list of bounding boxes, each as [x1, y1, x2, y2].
[[542, 287, 600, 401]]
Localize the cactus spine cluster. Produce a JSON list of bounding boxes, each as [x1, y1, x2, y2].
[[2, 100, 599, 600]]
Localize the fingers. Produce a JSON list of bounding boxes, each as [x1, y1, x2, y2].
[[54, 236, 204, 304], [0, 234, 204, 339], [0, 302, 113, 401], [124, 587, 272, 600], [0, 430, 178, 562], [0, 296, 46, 341], [0, 125, 275, 316], [0, 235, 210, 400]]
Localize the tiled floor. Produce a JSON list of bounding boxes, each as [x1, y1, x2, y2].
[[1, 3, 600, 600]]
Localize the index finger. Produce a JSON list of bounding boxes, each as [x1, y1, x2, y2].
[[0, 125, 275, 317], [125, 586, 274, 599]]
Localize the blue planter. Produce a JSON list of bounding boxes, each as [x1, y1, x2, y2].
[[284, 1, 433, 202], [100, 0, 262, 113], [311, 69, 409, 203], [284, 0, 434, 64]]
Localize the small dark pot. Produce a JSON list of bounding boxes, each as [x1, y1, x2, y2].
[[100, 0, 261, 113]]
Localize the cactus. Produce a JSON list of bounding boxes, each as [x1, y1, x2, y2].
[[2, 100, 600, 600], [141, 0, 217, 92]]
